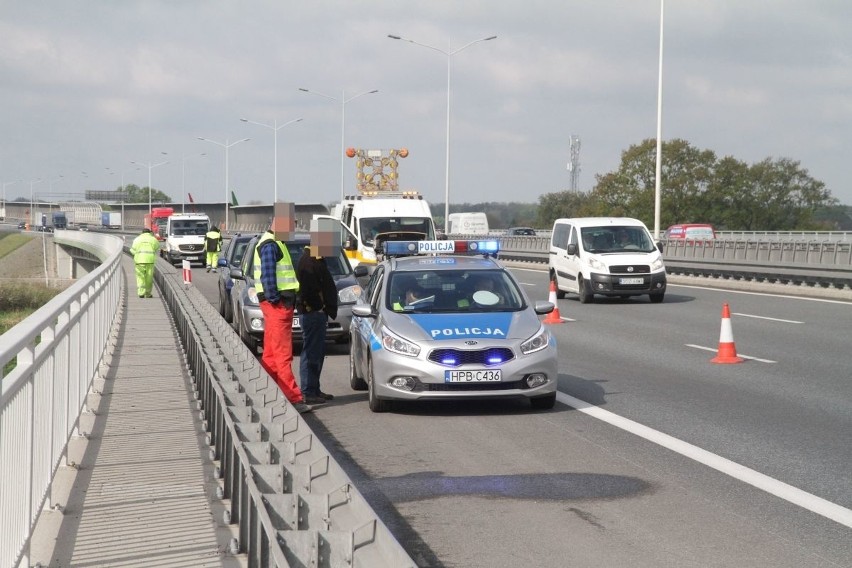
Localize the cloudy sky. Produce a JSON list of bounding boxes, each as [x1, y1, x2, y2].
[[1, 1, 850, 212]]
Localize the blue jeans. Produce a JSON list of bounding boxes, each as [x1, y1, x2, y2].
[[299, 310, 328, 396]]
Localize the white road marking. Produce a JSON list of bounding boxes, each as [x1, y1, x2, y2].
[[668, 283, 852, 305], [520, 282, 536, 286], [560, 316, 576, 322], [732, 312, 804, 324], [685, 344, 777, 363], [555, 391, 852, 529]]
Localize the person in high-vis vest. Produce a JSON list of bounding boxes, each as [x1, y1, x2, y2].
[[130, 227, 160, 298], [205, 226, 223, 272], [255, 208, 313, 413]]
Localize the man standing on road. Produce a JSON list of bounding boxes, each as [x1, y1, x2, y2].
[[255, 203, 314, 413], [296, 218, 340, 404], [130, 227, 160, 298], [205, 226, 223, 272]]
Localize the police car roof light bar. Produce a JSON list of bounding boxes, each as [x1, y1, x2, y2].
[[384, 239, 499, 258]]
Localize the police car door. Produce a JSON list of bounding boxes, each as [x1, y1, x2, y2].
[[352, 265, 384, 371]]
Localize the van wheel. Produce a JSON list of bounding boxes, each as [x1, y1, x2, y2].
[[649, 291, 665, 304], [551, 273, 566, 299], [578, 276, 594, 304]]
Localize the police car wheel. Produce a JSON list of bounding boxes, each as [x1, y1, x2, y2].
[[530, 392, 556, 410], [349, 347, 367, 391], [367, 358, 389, 413]]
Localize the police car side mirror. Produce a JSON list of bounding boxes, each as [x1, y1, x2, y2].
[[230, 267, 244, 281], [534, 301, 555, 315], [354, 265, 369, 278], [566, 243, 578, 256], [352, 305, 376, 318]]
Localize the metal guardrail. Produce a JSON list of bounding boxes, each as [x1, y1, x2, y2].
[[465, 234, 852, 290], [154, 261, 416, 567], [2, 232, 415, 566], [0, 232, 123, 568]]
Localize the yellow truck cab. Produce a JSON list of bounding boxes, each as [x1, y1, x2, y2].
[[322, 147, 437, 272]]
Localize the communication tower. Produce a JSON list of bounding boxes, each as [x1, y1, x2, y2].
[[566, 135, 581, 192]]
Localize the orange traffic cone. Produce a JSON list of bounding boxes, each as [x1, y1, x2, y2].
[[543, 279, 564, 324], [711, 303, 743, 364]]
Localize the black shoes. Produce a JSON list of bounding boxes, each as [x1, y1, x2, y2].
[[318, 391, 335, 401], [303, 395, 328, 405]]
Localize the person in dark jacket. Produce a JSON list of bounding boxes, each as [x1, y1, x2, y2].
[[296, 219, 340, 403]]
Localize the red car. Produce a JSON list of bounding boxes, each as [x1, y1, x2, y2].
[[664, 224, 716, 241]]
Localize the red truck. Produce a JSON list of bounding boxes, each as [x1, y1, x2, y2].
[[143, 207, 174, 241]]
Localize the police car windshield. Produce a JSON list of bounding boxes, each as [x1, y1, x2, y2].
[[388, 269, 524, 313], [581, 226, 656, 253], [361, 217, 434, 246]]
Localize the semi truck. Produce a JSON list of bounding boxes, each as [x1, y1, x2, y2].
[[144, 207, 174, 241], [101, 212, 122, 229], [52, 211, 68, 229], [327, 147, 436, 270]]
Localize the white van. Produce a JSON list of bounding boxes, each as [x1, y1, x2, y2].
[[447, 212, 489, 235], [549, 217, 667, 303]]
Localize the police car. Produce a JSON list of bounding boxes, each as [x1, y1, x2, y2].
[[349, 239, 558, 412]]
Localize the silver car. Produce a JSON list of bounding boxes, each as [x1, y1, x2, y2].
[[349, 253, 558, 412], [230, 233, 367, 354]]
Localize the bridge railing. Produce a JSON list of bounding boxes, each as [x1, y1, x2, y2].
[[0, 232, 123, 568], [447, 233, 852, 289], [154, 261, 416, 567]]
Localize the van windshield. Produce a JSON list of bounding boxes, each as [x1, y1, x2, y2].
[[360, 217, 434, 246], [580, 226, 656, 253]]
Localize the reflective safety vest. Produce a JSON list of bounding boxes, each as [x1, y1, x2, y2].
[[130, 232, 160, 264], [205, 230, 222, 252], [253, 233, 298, 294]]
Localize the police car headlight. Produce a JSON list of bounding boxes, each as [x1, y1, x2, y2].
[[338, 284, 362, 305], [521, 326, 550, 355], [587, 257, 606, 271], [247, 287, 259, 304], [381, 326, 421, 357], [651, 257, 665, 271]]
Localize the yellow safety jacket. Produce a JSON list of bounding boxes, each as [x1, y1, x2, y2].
[[205, 230, 222, 252], [253, 233, 298, 294], [130, 232, 160, 264]]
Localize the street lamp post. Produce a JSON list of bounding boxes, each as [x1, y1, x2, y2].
[[388, 33, 497, 232], [298, 87, 379, 200], [181, 153, 207, 213], [197, 137, 250, 232], [29, 178, 42, 229], [653, 0, 665, 240], [131, 153, 169, 216], [240, 117, 303, 204]]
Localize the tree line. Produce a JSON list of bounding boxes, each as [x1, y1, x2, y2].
[[535, 138, 848, 231], [27, 140, 847, 232]]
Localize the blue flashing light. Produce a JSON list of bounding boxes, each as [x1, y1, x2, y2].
[[441, 357, 457, 365], [385, 239, 499, 257]]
